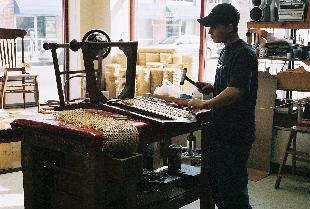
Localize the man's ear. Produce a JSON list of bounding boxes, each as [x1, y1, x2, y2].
[[227, 24, 234, 33]]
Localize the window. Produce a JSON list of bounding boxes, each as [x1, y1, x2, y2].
[[168, 0, 194, 2], [0, 0, 64, 104]]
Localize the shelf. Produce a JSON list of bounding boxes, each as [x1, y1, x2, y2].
[[138, 186, 200, 209], [258, 57, 308, 62], [247, 21, 310, 29], [277, 88, 310, 92], [137, 165, 201, 209]]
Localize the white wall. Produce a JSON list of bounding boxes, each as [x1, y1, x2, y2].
[[80, 0, 111, 38], [69, 0, 124, 99], [79, 0, 130, 41], [68, 0, 81, 99], [110, 0, 129, 42]]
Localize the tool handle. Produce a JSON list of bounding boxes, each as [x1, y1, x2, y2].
[[185, 76, 204, 92]]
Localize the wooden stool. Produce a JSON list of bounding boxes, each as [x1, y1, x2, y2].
[[275, 125, 310, 189]]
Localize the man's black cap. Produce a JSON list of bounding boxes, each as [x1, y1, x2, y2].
[[197, 3, 240, 27]]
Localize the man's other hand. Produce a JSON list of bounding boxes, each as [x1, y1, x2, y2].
[[196, 82, 213, 95]]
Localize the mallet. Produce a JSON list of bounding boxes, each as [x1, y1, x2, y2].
[[180, 68, 203, 92]]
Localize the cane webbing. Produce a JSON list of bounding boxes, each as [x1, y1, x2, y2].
[[55, 109, 139, 154]]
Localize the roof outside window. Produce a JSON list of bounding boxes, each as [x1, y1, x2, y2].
[[14, 0, 62, 16]]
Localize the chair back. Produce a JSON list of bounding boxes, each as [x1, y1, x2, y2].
[[0, 28, 27, 70]]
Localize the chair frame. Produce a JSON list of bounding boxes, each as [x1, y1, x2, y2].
[[0, 28, 39, 112], [275, 125, 310, 189]]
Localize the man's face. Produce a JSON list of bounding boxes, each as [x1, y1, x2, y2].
[[208, 24, 233, 44]]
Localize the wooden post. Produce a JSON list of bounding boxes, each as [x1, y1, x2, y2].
[[198, 0, 206, 82], [130, 0, 135, 41]]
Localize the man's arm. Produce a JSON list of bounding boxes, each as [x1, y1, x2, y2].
[[188, 87, 244, 109]]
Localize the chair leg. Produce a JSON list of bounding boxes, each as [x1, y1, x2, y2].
[[1, 76, 8, 109], [22, 77, 26, 109], [275, 130, 297, 189], [34, 77, 40, 112], [0, 93, 4, 109], [292, 136, 297, 175], [0, 88, 4, 109]]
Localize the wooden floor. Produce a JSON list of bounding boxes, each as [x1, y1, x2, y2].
[[0, 107, 42, 129]]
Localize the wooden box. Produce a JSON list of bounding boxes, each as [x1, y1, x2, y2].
[[277, 71, 310, 91]]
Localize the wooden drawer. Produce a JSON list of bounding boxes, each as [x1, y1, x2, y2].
[[51, 192, 83, 209], [105, 153, 143, 181], [53, 166, 84, 197]]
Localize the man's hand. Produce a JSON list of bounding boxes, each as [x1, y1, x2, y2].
[[188, 98, 211, 110], [195, 82, 213, 95]]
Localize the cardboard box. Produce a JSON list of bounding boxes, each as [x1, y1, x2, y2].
[[138, 48, 176, 54], [0, 142, 21, 169], [145, 53, 160, 63], [277, 70, 310, 91]]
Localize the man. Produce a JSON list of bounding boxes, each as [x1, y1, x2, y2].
[[189, 3, 258, 209]]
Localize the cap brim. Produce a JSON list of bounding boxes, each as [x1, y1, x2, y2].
[[197, 16, 215, 27]]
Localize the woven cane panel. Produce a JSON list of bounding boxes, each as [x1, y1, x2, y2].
[[55, 109, 139, 154]]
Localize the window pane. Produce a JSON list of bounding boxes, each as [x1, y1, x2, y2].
[[45, 16, 57, 39], [136, 0, 201, 83], [16, 16, 34, 34], [37, 16, 46, 38]]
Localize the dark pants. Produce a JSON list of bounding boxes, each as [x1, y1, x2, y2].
[[207, 144, 252, 209]]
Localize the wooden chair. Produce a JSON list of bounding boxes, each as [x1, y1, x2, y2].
[[0, 28, 39, 112]]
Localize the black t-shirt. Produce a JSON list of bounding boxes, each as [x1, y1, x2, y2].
[[210, 39, 258, 146]]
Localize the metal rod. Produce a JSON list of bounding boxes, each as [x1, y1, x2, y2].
[[59, 70, 85, 75]]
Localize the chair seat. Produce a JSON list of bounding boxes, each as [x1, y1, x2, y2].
[[6, 74, 38, 79], [5, 89, 37, 93], [6, 83, 36, 88], [0, 67, 24, 73], [292, 125, 310, 133]]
